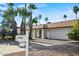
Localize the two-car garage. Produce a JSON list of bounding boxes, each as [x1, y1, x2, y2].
[[46, 27, 72, 40]]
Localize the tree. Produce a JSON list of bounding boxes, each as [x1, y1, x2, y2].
[[63, 15, 67, 21], [68, 6, 79, 40], [1, 19, 8, 39], [0, 4, 7, 39], [68, 20, 79, 40], [38, 15, 42, 24], [28, 4, 37, 40], [17, 4, 29, 35], [2, 3, 17, 39], [32, 17, 38, 25], [73, 6, 79, 20], [45, 17, 48, 24], [8, 3, 17, 39]]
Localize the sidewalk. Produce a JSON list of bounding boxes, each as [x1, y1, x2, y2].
[[0, 45, 25, 56]]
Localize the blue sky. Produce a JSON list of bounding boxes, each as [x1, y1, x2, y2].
[[0, 3, 79, 26]]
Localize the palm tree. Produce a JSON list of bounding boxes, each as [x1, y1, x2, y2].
[[32, 17, 38, 25], [63, 15, 67, 21], [31, 17, 38, 38], [28, 4, 37, 40], [17, 4, 29, 35], [45, 17, 48, 24], [73, 6, 79, 20], [38, 15, 42, 25]]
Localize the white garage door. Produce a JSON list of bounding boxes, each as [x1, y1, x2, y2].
[[47, 27, 71, 40]]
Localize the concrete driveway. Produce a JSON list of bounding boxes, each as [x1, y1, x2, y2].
[[29, 39, 79, 56]]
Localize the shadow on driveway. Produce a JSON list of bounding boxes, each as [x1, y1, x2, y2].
[[29, 42, 79, 56]]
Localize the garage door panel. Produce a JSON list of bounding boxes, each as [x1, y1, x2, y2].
[[47, 28, 71, 40]]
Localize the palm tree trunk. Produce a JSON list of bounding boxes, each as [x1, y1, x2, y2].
[[23, 17, 26, 35], [24, 3, 26, 35], [65, 18, 66, 21], [76, 14, 77, 20], [2, 29, 5, 40], [12, 18, 17, 39], [35, 23, 37, 38], [29, 14, 33, 40], [39, 19, 40, 25], [8, 20, 11, 36]]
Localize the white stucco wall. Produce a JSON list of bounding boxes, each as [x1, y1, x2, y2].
[[46, 27, 72, 40], [26, 27, 72, 40], [41, 29, 44, 39], [32, 30, 35, 38]]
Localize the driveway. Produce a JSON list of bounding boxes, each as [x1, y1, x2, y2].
[[29, 39, 79, 56]]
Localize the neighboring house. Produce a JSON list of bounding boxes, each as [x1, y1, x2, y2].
[[26, 20, 76, 40]]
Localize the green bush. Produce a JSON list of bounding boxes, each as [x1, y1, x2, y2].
[[68, 30, 79, 40], [68, 20, 79, 40]]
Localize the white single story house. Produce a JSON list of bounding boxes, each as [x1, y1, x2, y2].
[[26, 20, 76, 40]]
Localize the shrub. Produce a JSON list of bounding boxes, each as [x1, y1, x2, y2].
[[68, 20, 79, 40]]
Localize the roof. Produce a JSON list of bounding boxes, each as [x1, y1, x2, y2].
[[31, 20, 76, 29], [46, 20, 76, 29]]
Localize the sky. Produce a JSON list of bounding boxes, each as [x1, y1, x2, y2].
[[0, 3, 79, 26]]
